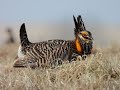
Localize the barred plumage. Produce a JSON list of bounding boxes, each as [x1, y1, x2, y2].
[[14, 15, 93, 68]]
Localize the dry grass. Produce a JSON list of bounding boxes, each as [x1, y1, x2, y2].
[[0, 44, 120, 90]]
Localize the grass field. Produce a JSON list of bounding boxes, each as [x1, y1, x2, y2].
[[0, 44, 120, 90]]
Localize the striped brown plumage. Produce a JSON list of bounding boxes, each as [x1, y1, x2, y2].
[[13, 15, 93, 68]]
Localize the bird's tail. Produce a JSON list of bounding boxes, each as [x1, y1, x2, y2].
[[20, 23, 31, 47]]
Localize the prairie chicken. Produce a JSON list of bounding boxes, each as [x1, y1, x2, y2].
[[13, 15, 93, 68], [6, 28, 15, 44]]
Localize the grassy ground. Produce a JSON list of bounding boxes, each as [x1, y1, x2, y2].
[[0, 44, 120, 90]]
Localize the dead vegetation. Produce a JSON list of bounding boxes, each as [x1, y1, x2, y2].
[[0, 44, 120, 90]]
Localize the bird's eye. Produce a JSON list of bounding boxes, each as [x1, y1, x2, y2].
[[82, 34, 87, 37]]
